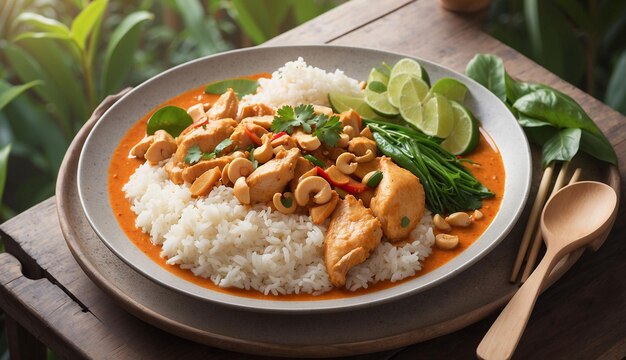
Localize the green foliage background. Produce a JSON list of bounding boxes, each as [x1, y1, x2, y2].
[[0, 0, 624, 357]]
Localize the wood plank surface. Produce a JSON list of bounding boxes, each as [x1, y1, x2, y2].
[[1, 0, 625, 359]]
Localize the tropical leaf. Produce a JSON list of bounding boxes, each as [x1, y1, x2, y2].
[[102, 11, 153, 95], [71, 0, 108, 49], [605, 50, 626, 115], [16, 12, 72, 36], [230, 0, 292, 44], [541, 128, 581, 167], [0, 80, 42, 112], [0, 144, 10, 205], [171, 0, 227, 53]]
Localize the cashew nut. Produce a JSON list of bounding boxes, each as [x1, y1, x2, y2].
[[355, 149, 376, 163], [145, 130, 177, 163], [228, 158, 255, 183], [309, 191, 339, 224], [253, 134, 274, 164], [272, 192, 297, 214], [435, 234, 459, 250], [335, 152, 358, 175], [221, 162, 231, 185], [232, 151, 246, 159], [187, 103, 206, 123], [433, 214, 451, 231], [472, 209, 484, 220], [129, 135, 154, 159], [343, 125, 358, 139], [294, 176, 332, 206], [313, 105, 333, 116], [233, 177, 251, 204], [325, 165, 350, 185], [446, 212, 472, 227], [190, 167, 221, 197], [294, 131, 322, 151]]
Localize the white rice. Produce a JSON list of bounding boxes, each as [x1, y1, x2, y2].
[[123, 59, 435, 295], [124, 163, 435, 295], [241, 57, 363, 108]]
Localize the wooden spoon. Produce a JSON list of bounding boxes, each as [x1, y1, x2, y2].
[[477, 181, 618, 360]]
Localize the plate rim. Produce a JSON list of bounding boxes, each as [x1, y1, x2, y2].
[[77, 44, 532, 313]]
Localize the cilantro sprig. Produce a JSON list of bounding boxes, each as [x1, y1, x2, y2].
[[270, 104, 343, 147], [184, 138, 233, 165]]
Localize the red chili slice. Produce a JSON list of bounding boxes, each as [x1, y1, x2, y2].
[[315, 166, 367, 194], [271, 131, 287, 141]]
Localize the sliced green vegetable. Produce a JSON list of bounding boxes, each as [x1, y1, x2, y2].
[[365, 170, 383, 187], [328, 92, 384, 121], [280, 196, 293, 209], [401, 216, 410, 228], [147, 105, 193, 137], [204, 78, 259, 99], [303, 154, 326, 168], [429, 77, 468, 104]]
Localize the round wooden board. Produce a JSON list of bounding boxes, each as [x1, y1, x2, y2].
[[56, 92, 620, 358]]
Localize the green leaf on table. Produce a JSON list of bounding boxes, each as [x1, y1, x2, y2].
[[204, 78, 259, 99], [147, 106, 193, 137], [541, 128, 581, 167], [579, 130, 618, 165], [516, 114, 553, 128], [513, 89, 603, 137], [0, 144, 10, 205], [71, 0, 108, 49], [466, 54, 507, 102], [523, 126, 558, 147], [605, 50, 626, 115], [0, 80, 42, 112], [16, 12, 71, 36], [505, 73, 548, 104], [102, 11, 153, 95]]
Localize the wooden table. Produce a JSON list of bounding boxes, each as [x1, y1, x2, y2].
[[1, 1, 625, 359]]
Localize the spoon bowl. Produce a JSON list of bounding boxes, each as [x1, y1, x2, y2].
[[477, 181, 618, 360]]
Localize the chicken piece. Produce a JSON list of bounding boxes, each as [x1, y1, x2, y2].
[[348, 137, 377, 157], [339, 109, 362, 133], [182, 156, 233, 183], [241, 115, 274, 129], [239, 104, 274, 120], [369, 157, 425, 241], [173, 118, 237, 165], [164, 159, 184, 185], [324, 195, 382, 287], [206, 88, 238, 120], [289, 156, 315, 191], [129, 135, 154, 159], [246, 147, 300, 203], [145, 130, 177, 164], [353, 158, 381, 179], [229, 122, 268, 150]]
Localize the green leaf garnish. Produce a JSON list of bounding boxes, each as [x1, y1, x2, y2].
[[368, 81, 387, 94], [204, 78, 259, 99], [271, 104, 343, 146], [184, 139, 232, 165], [248, 146, 259, 170], [184, 144, 203, 164], [214, 138, 233, 155], [147, 105, 193, 137]]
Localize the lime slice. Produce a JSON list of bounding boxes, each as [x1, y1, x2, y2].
[[387, 73, 429, 107], [430, 77, 469, 104], [441, 101, 479, 155], [390, 58, 431, 86], [398, 77, 426, 127], [328, 92, 384, 120], [365, 77, 399, 117], [421, 94, 454, 137]]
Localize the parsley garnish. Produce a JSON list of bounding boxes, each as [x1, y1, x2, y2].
[[270, 104, 343, 147], [184, 138, 232, 165]]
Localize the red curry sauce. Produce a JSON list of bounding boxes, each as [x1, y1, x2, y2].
[[108, 82, 505, 301]]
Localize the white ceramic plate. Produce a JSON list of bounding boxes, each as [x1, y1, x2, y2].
[[77, 45, 531, 313]]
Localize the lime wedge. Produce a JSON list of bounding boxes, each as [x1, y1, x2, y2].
[[365, 69, 399, 117], [430, 77, 469, 104], [441, 101, 479, 155], [421, 94, 454, 137], [388, 73, 429, 107], [328, 92, 384, 120], [367, 67, 389, 84], [398, 77, 426, 127], [390, 58, 431, 86]]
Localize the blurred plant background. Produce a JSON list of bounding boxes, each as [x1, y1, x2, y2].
[[0, 0, 625, 357]]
